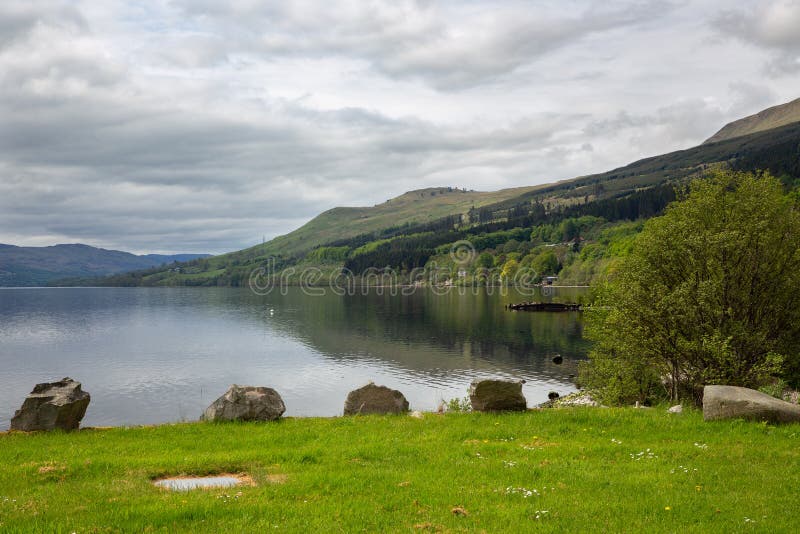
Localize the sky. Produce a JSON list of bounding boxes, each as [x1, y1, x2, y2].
[[1, 0, 799, 255]]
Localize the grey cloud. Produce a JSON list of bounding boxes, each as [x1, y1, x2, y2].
[[728, 82, 778, 115], [712, 1, 800, 76], [0, 17, 593, 253], [171, 0, 675, 90], [148, 34, 231, 68], [1, 1, 798, 254], [764, 54, 800, 76], [372, 2, 677, 90], [583, 81, 779, 145], [0, 59, 596, 253], [0, 1, 86, 49], [582, 96, 754, 155]]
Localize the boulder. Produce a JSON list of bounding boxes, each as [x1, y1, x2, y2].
[[344, 383, 409, 415], [668, 404, 683, 414], [10, 377, 90, 431], [469, 379, 527, 412], [202, 385, 285, 422], [703, 385, 800, 424]]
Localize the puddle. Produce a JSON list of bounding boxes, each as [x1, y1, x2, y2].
[[154, 475, 249, 491]]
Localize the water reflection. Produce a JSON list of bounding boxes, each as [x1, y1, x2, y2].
[[0, 287, 589, 428]]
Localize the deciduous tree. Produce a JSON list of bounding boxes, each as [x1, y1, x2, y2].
[[581, 171, 800, 404]]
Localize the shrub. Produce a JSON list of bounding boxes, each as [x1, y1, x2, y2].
[[581, 170, 800, 404], [446, 397, 472, 412]]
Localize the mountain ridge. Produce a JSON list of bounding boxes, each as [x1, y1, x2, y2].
[[0, 243, 211, 287], [59, 99, 800, 287], [226, 185, 545, 262], [705, 97, 800, 144]]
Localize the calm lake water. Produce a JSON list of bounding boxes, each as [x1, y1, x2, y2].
[[0, 287, 589, 429]]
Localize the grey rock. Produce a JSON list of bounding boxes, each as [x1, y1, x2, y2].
[[549, 390, 598, 408], [10, 377, 90, 431], [469, 379, 527, 412], [668, 404, 683, 414], [703, 385, 800, 424], [344, 383, 409, 415], [202, 385, 285, 422]]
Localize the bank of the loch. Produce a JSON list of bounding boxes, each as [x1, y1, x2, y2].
[[0, 408, 798, 532]]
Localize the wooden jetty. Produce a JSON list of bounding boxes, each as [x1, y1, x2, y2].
[[507, 302, 582, 312]]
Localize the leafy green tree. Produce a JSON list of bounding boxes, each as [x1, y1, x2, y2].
[[581, 171, 800, 405], [476, 252, 495, 269], [531, 251, 560, 277], [559, 219, 578, 241], [501, 258, 519, 280], [502, 239, 520, 253]]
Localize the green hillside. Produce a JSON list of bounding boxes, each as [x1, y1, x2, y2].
[[245, 185, 542, 259], [65, 108, 800, 288], [705, 97, 800, 144]]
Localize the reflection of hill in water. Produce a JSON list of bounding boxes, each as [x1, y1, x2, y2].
[[0, 287, 589, 426], [232, 287, 589, 379], [1, 287, 588, 381]]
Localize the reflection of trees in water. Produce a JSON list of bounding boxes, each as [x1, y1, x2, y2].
[[0, 287, 589, 386], [26, 287, 588, 374], [234, 287, 589, 373]]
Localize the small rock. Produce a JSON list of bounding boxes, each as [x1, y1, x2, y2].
[[548, 391, 597, 407], [548, 391, 560, 400], [10, 377, 90, 431], [344, 383, 409, 415], [552, 355, 563, 365], [202, 384, 285, 422], [469, 379, 527, 412], [409, 410, 424, 419], [703, 385, 800, 423], [668, 404, 683, 414]]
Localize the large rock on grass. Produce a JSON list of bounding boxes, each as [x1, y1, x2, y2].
[[10, 377, 90, 431], [469, 379, 527, 412], [703, 385, 800, 424], [344, 383, 409, 415], [202, 385, 285, 422]]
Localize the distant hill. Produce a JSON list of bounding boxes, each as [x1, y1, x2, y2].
[[237, 185, 543, 261], [0, 244, 211, 286], [64, 99, 800, 287], [705, 97, 800, 144], [242, 107, 800, 270]]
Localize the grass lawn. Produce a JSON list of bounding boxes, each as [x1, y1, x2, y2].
[[0, 408, 798, 532]]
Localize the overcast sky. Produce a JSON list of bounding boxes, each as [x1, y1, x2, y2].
[[1, 0, 799, 254]]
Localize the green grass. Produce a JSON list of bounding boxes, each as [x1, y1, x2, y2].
[[1, 409, 798, 532]]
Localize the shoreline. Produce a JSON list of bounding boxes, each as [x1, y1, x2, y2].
[[0, 391, 598, 435], [2, 407, 799, 531]]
